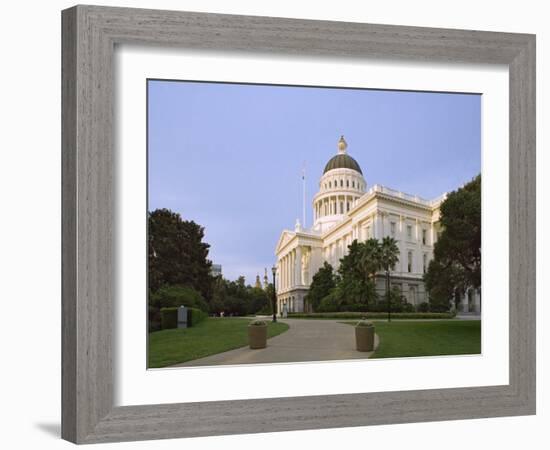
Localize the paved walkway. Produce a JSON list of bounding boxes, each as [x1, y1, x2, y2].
[[173, 318, 379, 367]]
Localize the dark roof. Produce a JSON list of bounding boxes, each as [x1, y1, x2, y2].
[[323, 154, 363, 175]]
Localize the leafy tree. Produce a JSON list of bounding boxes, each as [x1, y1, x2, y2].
[[317, 288, 345, 312], [148, 208, 213, 296], [424, 175, 481, 307], [209, 275, 227, 314], [337, 240, 364, 305], [224, 296, 248, 316], [424, 258, 465, 311], [305, 262, 336, 311], [248, 287, 270, 314], [261, 283, 276, 315], [149, 285, 208, 311]]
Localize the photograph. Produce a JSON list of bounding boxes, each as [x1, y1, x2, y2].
[[147, 79, 482, 368]]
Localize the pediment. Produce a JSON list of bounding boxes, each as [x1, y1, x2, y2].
[[275, 230, 296, 254]]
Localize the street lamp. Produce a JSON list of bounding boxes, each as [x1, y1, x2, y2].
[[271, 266, 277, 323]]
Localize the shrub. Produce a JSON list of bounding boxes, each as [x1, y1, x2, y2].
[[224, 296, 248, 316], [249, 319, 267, 326], [343, 303, 369, 312], [160, 307, 178, 329], [257, 303, 273, 315], [150, 285, 208, 312], [148, 305, 161, 332], [187, 307, 207, 327], [356, 320, 374, 327], [416, 302, 430, 313], [428, 296, 452, 313], [317, 290, 342, 312], [287, 311, 456, 320]]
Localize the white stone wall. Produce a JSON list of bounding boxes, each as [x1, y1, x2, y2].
[[275, 186, 445, 306]]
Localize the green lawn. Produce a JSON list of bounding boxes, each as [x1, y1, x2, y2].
[[343, 320, 481, 358], [148, 318, 289, 368]]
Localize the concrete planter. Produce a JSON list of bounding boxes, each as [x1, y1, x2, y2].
[[248, 322, 268, 349], [355, 322, 375, 352]]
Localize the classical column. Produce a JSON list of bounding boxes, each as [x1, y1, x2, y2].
[[461, 291, 469, 313], [311, 246, 322, 277], [295, 246, 302, 286], [290, 250, 295, 288], [281, 257, 286, 291], [399, 215, 406, 272], [286, 256, 290, 290], [474, 289, 481, 313], [289, 253, 292, 288], [381, 212, 388, 238]]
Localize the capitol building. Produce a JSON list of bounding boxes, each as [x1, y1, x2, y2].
[[274, 136, 480, 314]]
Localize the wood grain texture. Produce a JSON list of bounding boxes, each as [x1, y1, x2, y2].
[[61, 5, 536, 444]]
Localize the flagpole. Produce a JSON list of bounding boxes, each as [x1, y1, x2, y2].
[[302, 163, 306, 228]]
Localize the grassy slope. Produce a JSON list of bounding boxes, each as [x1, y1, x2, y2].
[[343, 320, 481, 358], [149, 318, 289, 368]]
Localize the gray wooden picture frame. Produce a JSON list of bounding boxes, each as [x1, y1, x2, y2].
[[61, 5, 536, 444]]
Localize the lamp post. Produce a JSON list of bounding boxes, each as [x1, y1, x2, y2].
[[271, 266, 277, 323], [386, 270, 391, 323]]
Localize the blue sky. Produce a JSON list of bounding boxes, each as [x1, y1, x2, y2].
[[148, 80, 481, 284]]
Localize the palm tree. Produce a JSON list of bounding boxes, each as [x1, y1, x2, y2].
[[379, 237, 400, 321], [357, 239, 381, 310]]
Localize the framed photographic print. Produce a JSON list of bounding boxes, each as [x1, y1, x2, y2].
[[62, 5, 536, 444]]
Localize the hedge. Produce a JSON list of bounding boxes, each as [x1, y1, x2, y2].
[[160, 306, 208, 330], [287, 311, 456, 320], [160, 307, 178, 329], [187, 307, 207, 327]]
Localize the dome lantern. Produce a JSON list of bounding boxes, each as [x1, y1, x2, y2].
[[337, 135, 348, 154], [323, 136, 363, 175]]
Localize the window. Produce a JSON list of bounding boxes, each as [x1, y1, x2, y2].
[[347, 202, 350, 212], [390, 222, 396, 237], [407, 225, 412, 239], [340, 179, 343, 187], [422, 229, 427, 245], [352, 181, 355, 188], [346, 180, 349, 187], [340, 202, 344, 214], [407, 251, 413, 273], [423, 253, 427, 273]]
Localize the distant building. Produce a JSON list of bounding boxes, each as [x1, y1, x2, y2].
[[211, 264, 222, 278], [254, 274, 262, 289]]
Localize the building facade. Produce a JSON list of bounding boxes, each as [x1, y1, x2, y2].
[[210, 264, 222, 278], [274, 136, 480, 314]]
